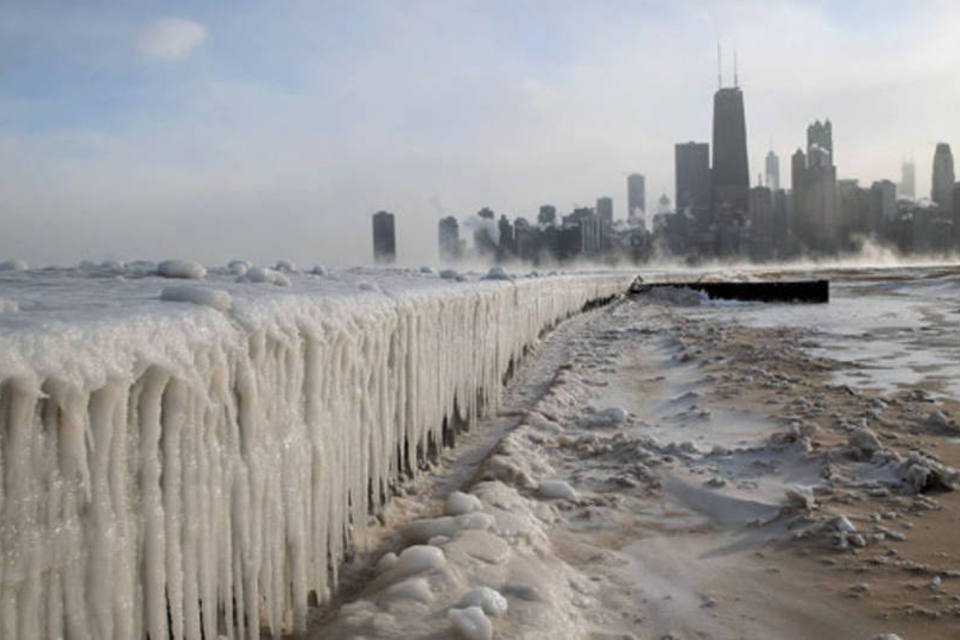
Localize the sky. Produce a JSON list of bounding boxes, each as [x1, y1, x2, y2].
[[2, 0, 960, 267]]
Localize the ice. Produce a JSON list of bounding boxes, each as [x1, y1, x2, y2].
[[382, 577, 434, 604], [0, 268, 630, 638], [391, 546, 447, 578], [157, 258, 207, 279], [848, 426, 882, 458], [310, 265, 328, 276], [239, 265, 292, 286], [483, 266, 511, 281], [227, 259, 251, 275], [445, 491, 483, 516], [457, 587, 508, 617], [273, 259, 297, 273], [447, 606, 493, 640], [0, 297, 18, 314], [160, 286, 232, 311], [0, 258, 28, 271], [440, 269, 461, 280], [539, 480, 578, 500]]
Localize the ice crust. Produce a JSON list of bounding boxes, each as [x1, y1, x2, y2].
[[160, 286, 232, 311], [0, 266, 629, 639], [157, 258, 207, 279]]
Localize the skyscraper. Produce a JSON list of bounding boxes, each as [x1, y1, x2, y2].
[[627, 173, 646, 222], [711, 87, 750, 218], [806, 120, 833, 165], [765, 150, 780, 191], [900, 160, 916, 200], [372, 210, 396, 264], [931, 142, 955, 212], [791, 120, 838, 253], [438, 216, 460, 261], [596, 197, 613, 224], [675, 142, 711, 224]]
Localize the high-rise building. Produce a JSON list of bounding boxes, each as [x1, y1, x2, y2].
[[438, 216, 460, 261], [537, 205, 557, 226], [627, 173, 646, 222], [870, 180, 897, 235], [806, 120, 833, 165], [711, 87, 750, 218], [675, 142, 711, 224], [899, 160, 916, 200], [931, 142, 955, 212], [765, 150, 780, 191], [596, 197, 613, 224], [372, 211, 396, 264]]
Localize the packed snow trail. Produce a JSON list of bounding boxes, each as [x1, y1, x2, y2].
[[0, 265, 632, 639]]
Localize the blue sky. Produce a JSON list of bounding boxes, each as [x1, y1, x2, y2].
[[2, 0, 959, 265]]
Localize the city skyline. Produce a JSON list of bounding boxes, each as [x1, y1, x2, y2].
[[2, 1, 960, 266]]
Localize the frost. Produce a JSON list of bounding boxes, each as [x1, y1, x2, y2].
[[157, 259, 206, 280], [457, 586, 508, 617], [160, 286, 232, 312], [539, 480, 578, 500], [445, 491, 483, 516], [0, 298, 18, 314], [448, 606, 493, 640], [0, 258, 28, 271], [239, 266, 291, 287]]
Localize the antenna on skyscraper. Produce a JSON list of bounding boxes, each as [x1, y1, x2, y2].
[[717, 42, 722, 89], [734, 46, 739, 87]]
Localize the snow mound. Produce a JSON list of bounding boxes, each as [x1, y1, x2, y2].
[[310, 265, 328, 276], [227, 259, 250, 276], [457, 586, 508, 617], [157, 259, 206, 280], [448, 606, 493, 640], [239, 266, 291, 287], [445, 491, 482, 516], [392, 545, 447, 578], [420, 265, 435, 274], [0, 298, 18, 314], [382, 577, 434, 604], [0, 258, 28, 272], [160, 286, 232, 312], [539, 480, 577, 500], [274, 259, 296, 273]]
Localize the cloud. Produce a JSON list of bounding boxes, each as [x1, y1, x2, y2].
[[137, 18, 206, 61]]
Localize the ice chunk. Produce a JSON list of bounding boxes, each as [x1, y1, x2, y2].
[[458, 512, 494, 531], [0, 298, 18, 314], [848, 426, 882, 458], [483, 266, 511, 281], [157, 259, 206, 280], [445, 491, 482, 516], [274, 259, 296, 273], [310, 265, 328, 276], [539, 480, 577, 500], [420, 265, 435, 274], [440, 269, 461, 280], [239, 266, 291, 287], [0, 258, 28, 271], [583, 407, 628, 428], [392, 545, 446, 578], [448, 606, 493, 640], [457, 587, 508, 617], [834, 515, 857, 533], [227, 259, 250, 275], [160, 286, 232, 312], [376, 552, 398, 573], [382, 577, 433, 604]]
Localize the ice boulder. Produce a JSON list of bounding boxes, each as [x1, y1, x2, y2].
[[448, 606, 493, 640], [274, 259, 296, 273], [227, 259, 250, 276], [391, 545, 446, 578], [0, 298, 18, 314], [0, 258, 28, 272], [848, 426, 882, 458], [440, 269, 462, 281], [157, 259, 206, 280], [239, 267, 291, 287], [445, 491, 483, 516], [382, 577, 434, 604], [457, 586, 508, 617], [310, 265, 328, 276], [539, 480, 578, 501], [376, 552, 398, 573], [160, 286, 232, 312], [420, 265, 435, 274], [483, 266, 512, 281]]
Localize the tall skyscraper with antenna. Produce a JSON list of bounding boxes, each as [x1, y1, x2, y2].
[[765, 149, 780, 191], [711, 46, 750, 220]]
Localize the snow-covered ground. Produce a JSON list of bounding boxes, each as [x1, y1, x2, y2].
[[0, 262, 631, 639]]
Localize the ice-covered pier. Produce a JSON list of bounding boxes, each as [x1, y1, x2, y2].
[[0, 264, 631, 639]]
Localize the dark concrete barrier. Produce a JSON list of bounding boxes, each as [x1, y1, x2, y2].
[[631, 279, 829, 303]]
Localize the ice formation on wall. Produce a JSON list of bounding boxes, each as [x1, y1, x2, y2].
[[0, 267, 630, 639]]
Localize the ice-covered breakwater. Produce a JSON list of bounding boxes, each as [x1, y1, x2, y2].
[[0, 265, 631, 639]]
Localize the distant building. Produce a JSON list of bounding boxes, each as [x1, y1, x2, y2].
[[563, 207, 602, 257], [765, 150, 780, 191], [537, 205, 557, 227], [869, 180, 897, 236], [497, 215, 515, 259], [372, 210, 396, 264], [791, 120, 838, 253], [627, 173, 646, 223], [711, 87, 750, 219], [675, 142, 711, 225], [438, 216, 460, 261], [931, 142, 955, 213], [596, 197, 613, 224], [807, 120, 833, 165], [899, 160, 916, 200]]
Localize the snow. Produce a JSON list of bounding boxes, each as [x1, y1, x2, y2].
[[160, 286, 232, 311], [273, 259, 296, 273], [0, 258, 28, 271], [445, 491, 483, 516], [448, 606, 493, 640], [227, 259, 250, 275], [239, 265, 291, 286], [157, 258, 207, 279], [539, 479, 578, 500], [457, 587, 508, 617], [0, 266, 631, 638]]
